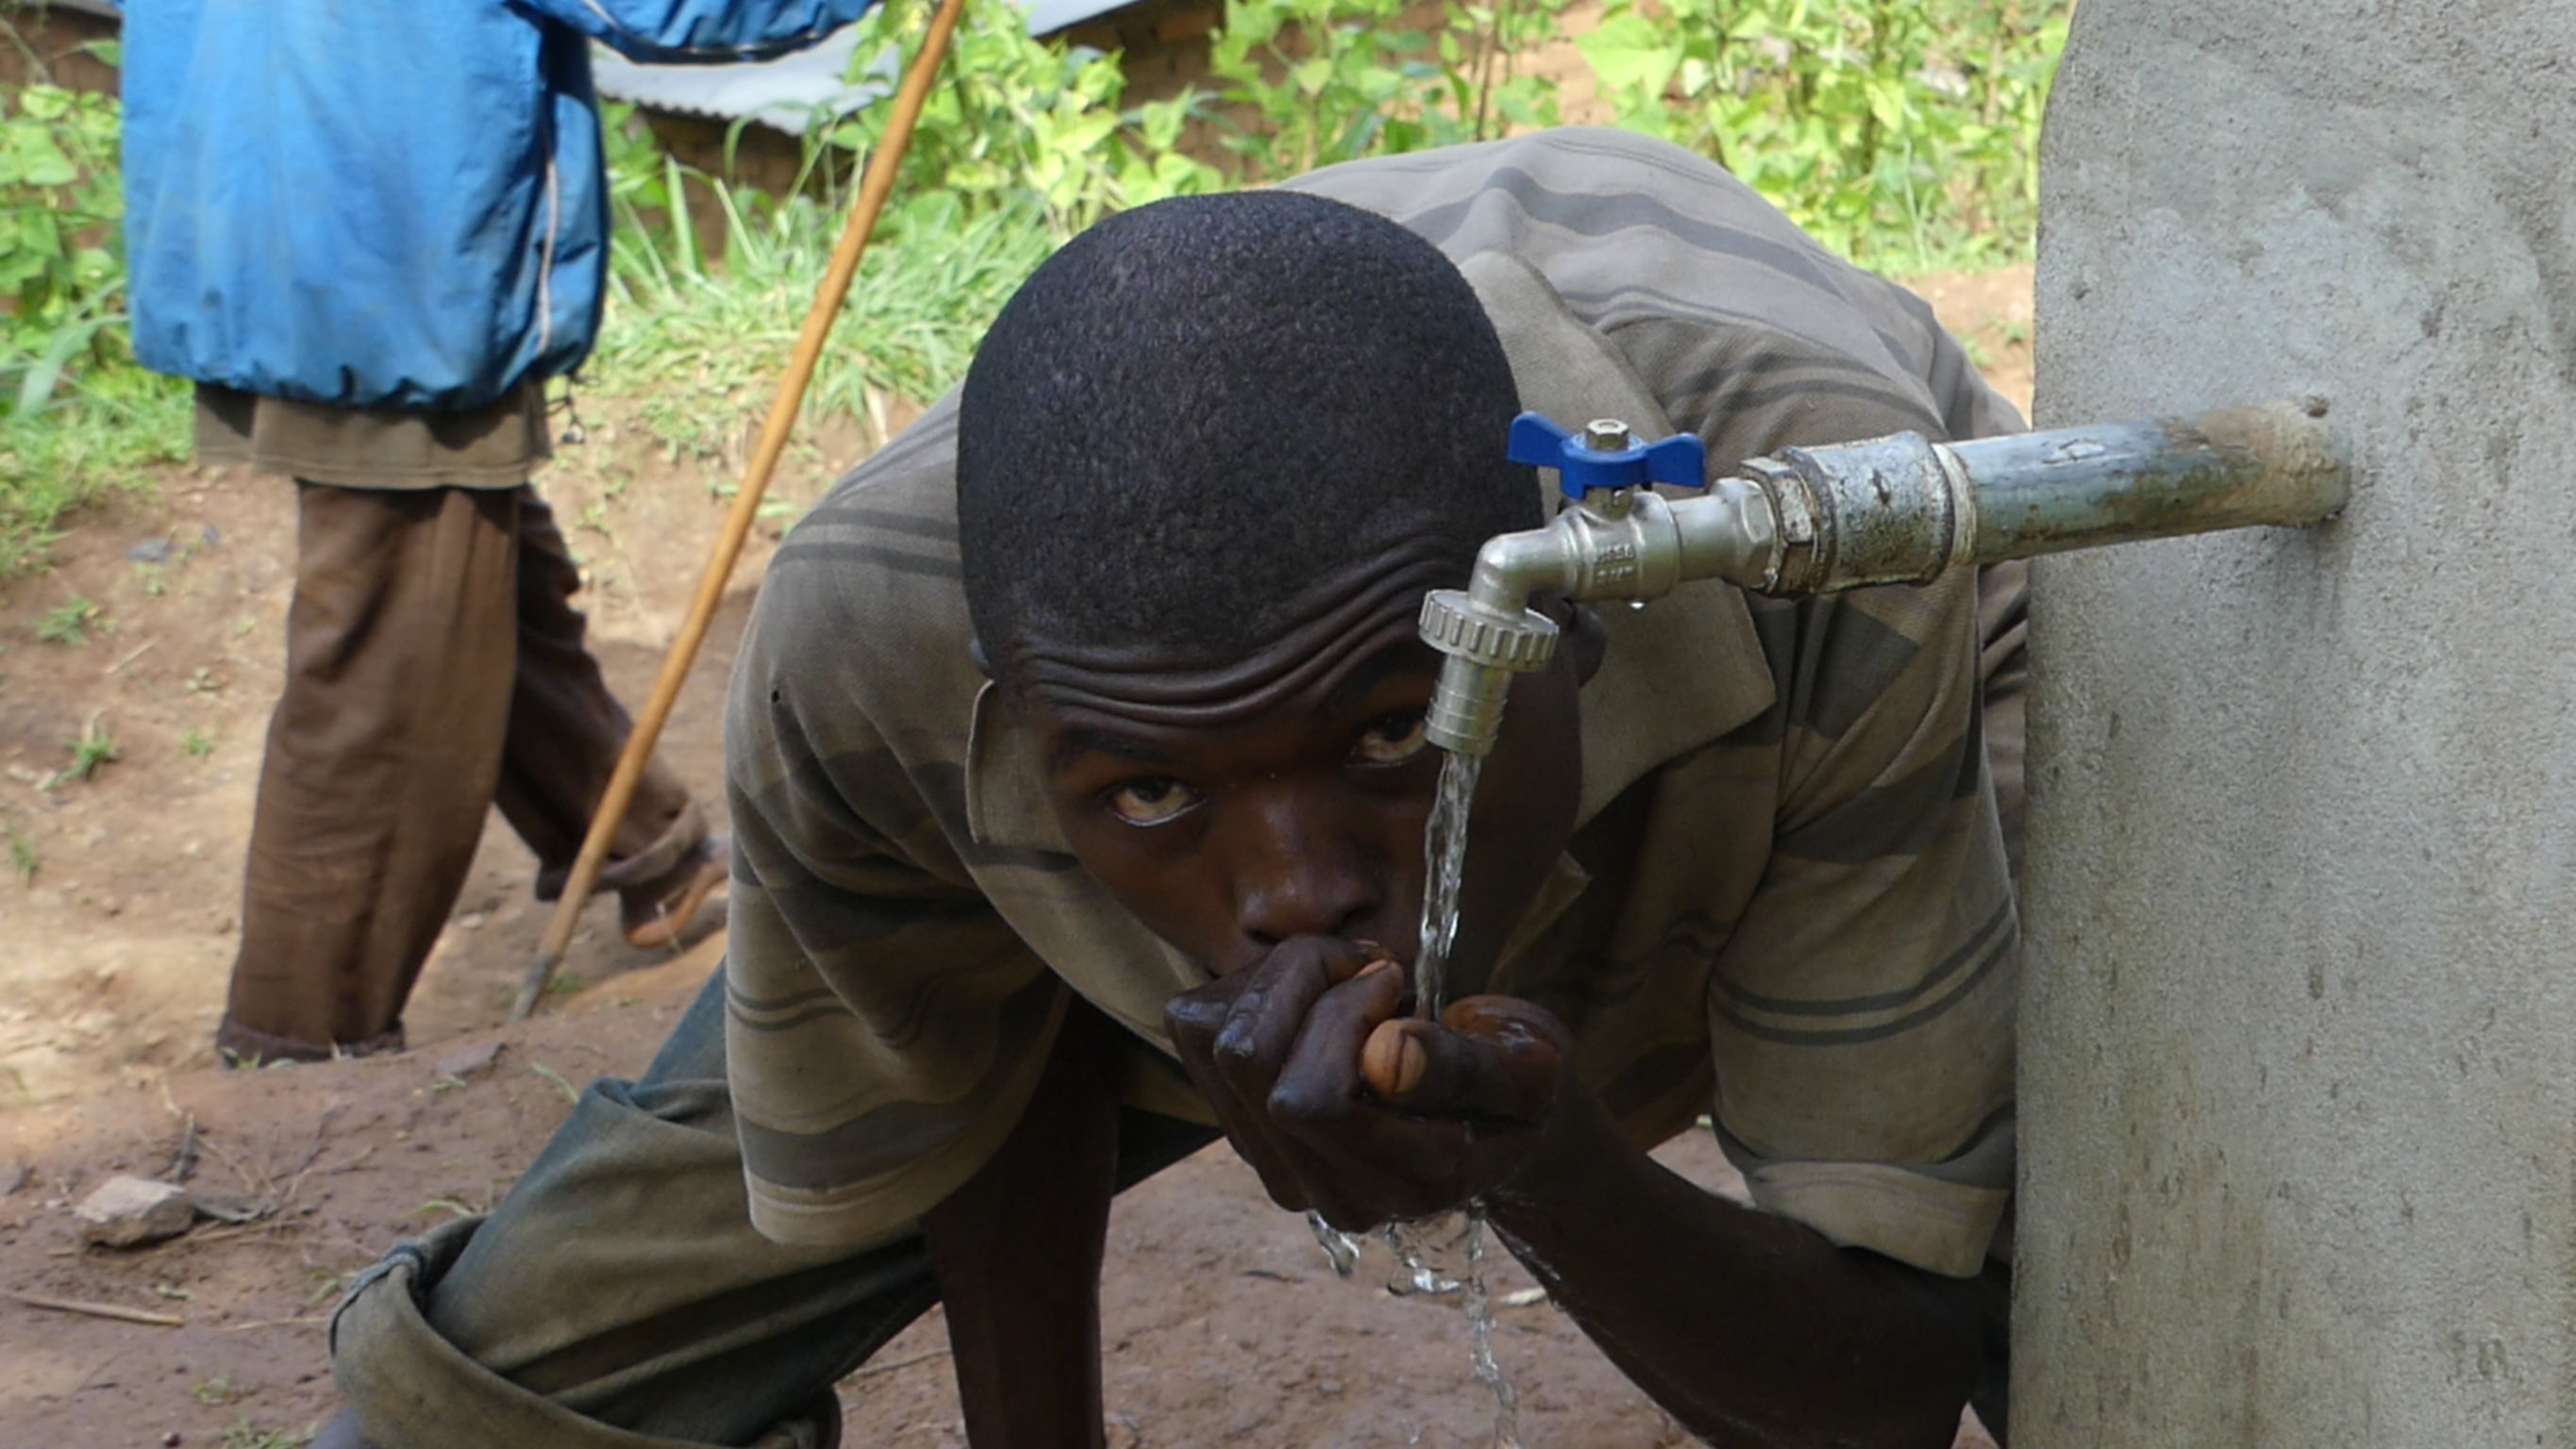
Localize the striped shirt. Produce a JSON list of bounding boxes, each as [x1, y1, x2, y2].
[[724, 127, 2024, 1278]]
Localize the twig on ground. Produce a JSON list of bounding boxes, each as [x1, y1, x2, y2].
[[195, 1133, 276, 1206], [70, 1350, 122, 1395], [166, 1114, 199, 1183], [846, 1345, 951, 1382], [104, 638, 159, 675], [159, 1081, 199, 1182], [528, 1062, 581, 1105], [218, 1314, 330, 1332], [7, 1290, 184, 1327]]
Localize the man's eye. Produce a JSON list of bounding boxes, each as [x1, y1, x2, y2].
[[1105, 776, 1203, 826], [1351, 709, 1430, 766]]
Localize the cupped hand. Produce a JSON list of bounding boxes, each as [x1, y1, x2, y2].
[[1163, 935, 1581, 1231]]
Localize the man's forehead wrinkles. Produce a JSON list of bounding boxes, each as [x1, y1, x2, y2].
[[1030, 614, 1429, 732], [1006, 541, 1460, 721]]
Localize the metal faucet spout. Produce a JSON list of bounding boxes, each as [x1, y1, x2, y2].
[[1420, 400, 2348, 758]]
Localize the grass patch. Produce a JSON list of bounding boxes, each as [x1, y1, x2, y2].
[[588, 186, 1051, 459], [52, 713, 116, 785], [0, 367, 189, 579], [5, 813, 36, 885], [0, 75, 191, 581], [34, 593, 98, 644], [215, 1420, 311, 1449]]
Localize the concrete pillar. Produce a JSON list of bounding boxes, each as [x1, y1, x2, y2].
[[2018, 3, 2576, 1443]]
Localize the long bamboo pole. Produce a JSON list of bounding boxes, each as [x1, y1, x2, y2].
[[513, 0, 971, 1020]]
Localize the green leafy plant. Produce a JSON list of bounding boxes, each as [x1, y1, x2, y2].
[[0, 80, 126, 401], [4, 813, 36, 885], [35, 594, 96, 644], [180, 726, 214, 759], [0, 56, 189, 580], [55, 714, 116, 784], [1580, 0, 2069, 271], [1434, 0, 1571, 142], [1205, 0, 1569, 177], [1210, 0, 1455, 174], [826, 0, 1224, 239], [593, 0, 1231, 455]]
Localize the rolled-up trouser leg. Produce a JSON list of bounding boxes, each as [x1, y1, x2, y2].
[[331, 967, 1216, 1447]]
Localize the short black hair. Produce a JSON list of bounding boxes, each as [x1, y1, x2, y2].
[[956, 190, 1538, 667]]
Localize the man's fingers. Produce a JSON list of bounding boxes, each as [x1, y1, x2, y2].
[[1361, 1021, 1430, 1098], [1358, 997, 1565, 1121], [1164, 938, 1382, 1216], [1266, 958, 1408, 1127], [1213, 937, 1380, 1093], [1163, 976, 1308, 1209]]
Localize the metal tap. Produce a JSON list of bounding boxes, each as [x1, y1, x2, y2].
[[1419, 399, 2349, 756]]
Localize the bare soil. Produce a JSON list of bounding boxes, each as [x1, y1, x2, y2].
[[0, 278, 2029, 1447]]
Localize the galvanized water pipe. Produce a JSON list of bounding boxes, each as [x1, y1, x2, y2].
[[1418, 399, 2348, 756], [1748, 398, 2346, 594]]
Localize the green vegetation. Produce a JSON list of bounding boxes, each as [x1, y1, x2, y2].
[[0, 1, 2066, 578], [54, 713, 116, 784], [34, 594, 97, 644], [1581, 0, 2069, 272], [214, 1421, 312, 1449], [1205, 0, 1568, 174], [4, 812, 36, 885], [0, 64, 189, 579], [587, 0, 1228, 454], [474, 0, 2069, 440]]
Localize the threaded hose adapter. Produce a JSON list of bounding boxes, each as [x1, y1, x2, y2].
[[1419, 589, 1558, 756]]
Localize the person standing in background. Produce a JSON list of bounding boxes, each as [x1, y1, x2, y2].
[[119, 0, 875, 1062]]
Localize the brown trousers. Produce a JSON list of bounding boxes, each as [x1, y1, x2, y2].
[[217, 483, 696, 1060]]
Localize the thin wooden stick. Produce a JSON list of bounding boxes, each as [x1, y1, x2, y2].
[[514, 0, 974, 1020], [7, 1291, 184, 1327], [846, 1344, 951, 1380]]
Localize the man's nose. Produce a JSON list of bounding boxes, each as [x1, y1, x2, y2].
[[1227, 784, 1384, 951]]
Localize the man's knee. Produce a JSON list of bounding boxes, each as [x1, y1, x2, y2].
[[327, 1215, 847, 1449]]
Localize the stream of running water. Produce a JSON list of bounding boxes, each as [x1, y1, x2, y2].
[[1410, 750, 1482, 1023], [1304, 748, 1521, 1448]]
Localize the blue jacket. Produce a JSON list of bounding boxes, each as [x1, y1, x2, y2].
[[123, 0, 873, 412]]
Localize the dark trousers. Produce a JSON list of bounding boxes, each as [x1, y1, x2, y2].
[[330, 970, 1221, 1447], [219, 481, 696, 1059]]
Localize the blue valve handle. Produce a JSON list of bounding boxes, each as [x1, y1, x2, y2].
[[1508, 411, 1708, 501]]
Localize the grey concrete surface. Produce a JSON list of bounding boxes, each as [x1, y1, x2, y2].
[[2019, 3, 2576, 1443]]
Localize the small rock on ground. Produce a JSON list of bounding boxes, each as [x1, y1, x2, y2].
[[74, 1174, 196, 1248], [433, 1040, 505, 1081]]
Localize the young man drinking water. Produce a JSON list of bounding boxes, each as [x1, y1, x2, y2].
[[323, 126, 2027, 1448]]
